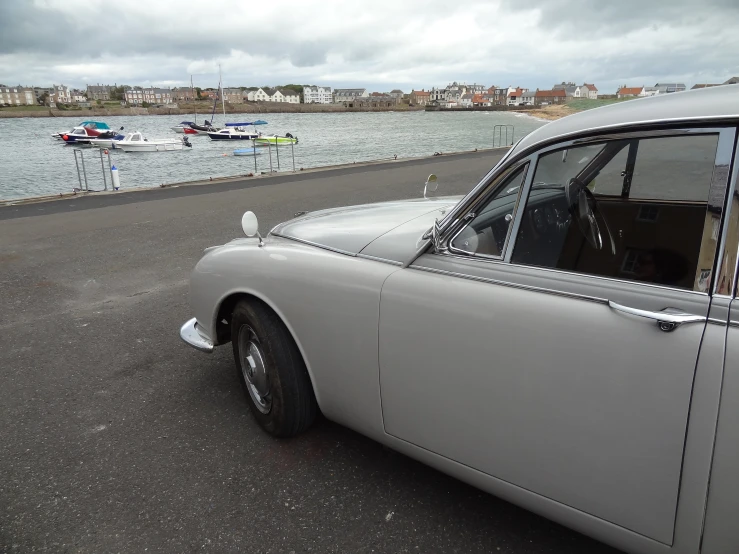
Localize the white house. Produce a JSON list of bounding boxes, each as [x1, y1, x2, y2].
[[643, 86, 660, 97], [333, 88, 368, 103], [263, 88, 300, 103], [584, 83, 598, 99], [303, 86, 333, 104], [440, 99, 458, 108], [246, 88, 269, 102], [617, 86, 646, 98], [459, 93, 474, 108], [70, 90, 87, 103]]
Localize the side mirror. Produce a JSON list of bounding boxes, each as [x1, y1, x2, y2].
[[424, 174, 439, 199], [241, 211, 264, 246]]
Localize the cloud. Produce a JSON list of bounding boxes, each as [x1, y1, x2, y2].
[[0, 0, 737, 93]]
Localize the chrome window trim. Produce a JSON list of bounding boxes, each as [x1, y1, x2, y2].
[[437, 126, 730, 295], [437, 117, 739, 236], [409, 264, 610, 305], [729, 320, 739, 328], [716, 128, 739, 296], [446, 161, 531, 261]]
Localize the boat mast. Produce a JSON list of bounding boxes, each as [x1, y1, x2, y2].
[[190, 74, 196, 124], [220, 63, 226, 124]]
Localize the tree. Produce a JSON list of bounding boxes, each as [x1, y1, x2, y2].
[[195, 87, 202, 99], [39, 92, 49, 105]]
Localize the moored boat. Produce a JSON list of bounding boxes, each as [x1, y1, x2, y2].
[[207, 121, 267, 140], [172, 121, 196, 133], [116, 131, 192, 152], [52, 121, 111, 140], [60, 126, 105, 144], [253, 133, 298, 145], [88, 129, 127, 149]]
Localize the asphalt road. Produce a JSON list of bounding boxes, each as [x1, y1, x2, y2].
[[0, 151, 619, 554]]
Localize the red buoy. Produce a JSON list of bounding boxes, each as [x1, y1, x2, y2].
[[62, 134, 68, 140]]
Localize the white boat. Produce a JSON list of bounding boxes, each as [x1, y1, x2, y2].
[[116, 131, 192, 152]]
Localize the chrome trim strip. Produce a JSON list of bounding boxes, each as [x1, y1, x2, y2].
[[729, 320, 739, 328], [707, 317, 727, 326], [179, 318, 214, 353], [409, 264, 609, 305], [356, 253, 403, 266], [709, 128, 738, 295], [271, 231, 357, 257]]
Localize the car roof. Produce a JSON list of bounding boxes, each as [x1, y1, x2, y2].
[[515, 86, 739, 155]]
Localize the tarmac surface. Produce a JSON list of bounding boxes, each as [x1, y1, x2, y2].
[[0, 151, 619, 553]]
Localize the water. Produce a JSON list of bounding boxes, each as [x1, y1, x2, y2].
[[0, 111, 546, 200]]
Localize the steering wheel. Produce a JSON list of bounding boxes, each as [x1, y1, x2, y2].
[[565, 178, 616, 255]]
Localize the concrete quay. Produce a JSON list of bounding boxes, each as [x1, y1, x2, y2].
[[0, 150, 617, 553]]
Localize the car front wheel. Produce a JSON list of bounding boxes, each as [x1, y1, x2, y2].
[[231, 298, 317, 437]]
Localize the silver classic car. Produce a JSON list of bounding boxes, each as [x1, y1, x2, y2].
[[181, 86, 739, 554]]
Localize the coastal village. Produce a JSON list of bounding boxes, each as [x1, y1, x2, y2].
[[2, 77, 738, 111]]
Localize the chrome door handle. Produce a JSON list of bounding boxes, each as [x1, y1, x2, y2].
[[608, 301, 706, 332]]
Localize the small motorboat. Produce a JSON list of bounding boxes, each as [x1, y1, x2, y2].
[[253, 133, 298, 146], [88, 127, 127, 148], [207, 121, 268, 141], [116, 131, 192, 152], [52, 120, 111, 140], [172, 121, 196, 133], [60, 126, 105, 144]]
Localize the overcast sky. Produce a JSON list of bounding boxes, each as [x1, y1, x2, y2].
[[1, 0, 737, 94]]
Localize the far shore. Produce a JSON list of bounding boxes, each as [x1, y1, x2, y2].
[[0, 101, 575, 121]]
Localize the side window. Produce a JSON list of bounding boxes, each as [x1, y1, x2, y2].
[[450, 164, 528, 257], [511, 133, 719, 291]]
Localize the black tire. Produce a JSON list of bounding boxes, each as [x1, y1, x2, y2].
[[231, 298, 317, 437]]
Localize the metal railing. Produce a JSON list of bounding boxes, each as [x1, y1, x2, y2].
[[493, 125, 515, 148], [72, 148, 115, 192], [245, 139, 298, 174]]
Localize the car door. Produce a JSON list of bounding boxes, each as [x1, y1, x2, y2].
[[378, 127, 736, 545]]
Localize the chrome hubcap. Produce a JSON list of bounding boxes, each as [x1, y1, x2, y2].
[[238, 325, 271, 414]]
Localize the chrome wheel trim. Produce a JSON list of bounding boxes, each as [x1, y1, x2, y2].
[[237, 324, 272, 414]]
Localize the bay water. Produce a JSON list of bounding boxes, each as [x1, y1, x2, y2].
[[0, 111, 545, 201]]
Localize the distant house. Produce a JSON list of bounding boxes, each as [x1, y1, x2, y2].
[[0, 85, 35, 105], [124, 87, 144, 104], [724, 77, 739, 85], [70, 89, 87, 103], [86, 84, 111, 101], [507, 88, 525, 106], [486, 86, 497, 95], [201, 90, 219, 100], [246, 88, 269, 102], [553, 82, 590, 99], [333, 88, 368, 103], [691, 83, 719, 90], [643, 86, 660, 97], [171, 87, 196, 102], [471, 93, 489, 107], [465, 83, 487, 94], [389, 89, 404, 99], [223, 88, 244, 104], [520, 90, 536, 105], [654, 83, 686, 94], [459, 93, 474, 108], [409, 90, 430, 106], [50, 84, 71, 104], [440, 99, 458, 109], [277, 89, 300, 104], [534, 89, 567, 105], [617, 86, 645, 98], [354, 94, 399, 108], [583, 83, 598, 99], [144, 87, 172, 104], [303, 86, 332, 104]]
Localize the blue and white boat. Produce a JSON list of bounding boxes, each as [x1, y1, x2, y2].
[[207, 120, 268, 140]]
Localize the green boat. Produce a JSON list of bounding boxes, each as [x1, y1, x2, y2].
[[253, 133, 298, 146]]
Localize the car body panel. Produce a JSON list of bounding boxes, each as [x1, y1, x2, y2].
[[189, 236, 398, 441], [378, 255, 708, 544], [700, 301, 739, 553]]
